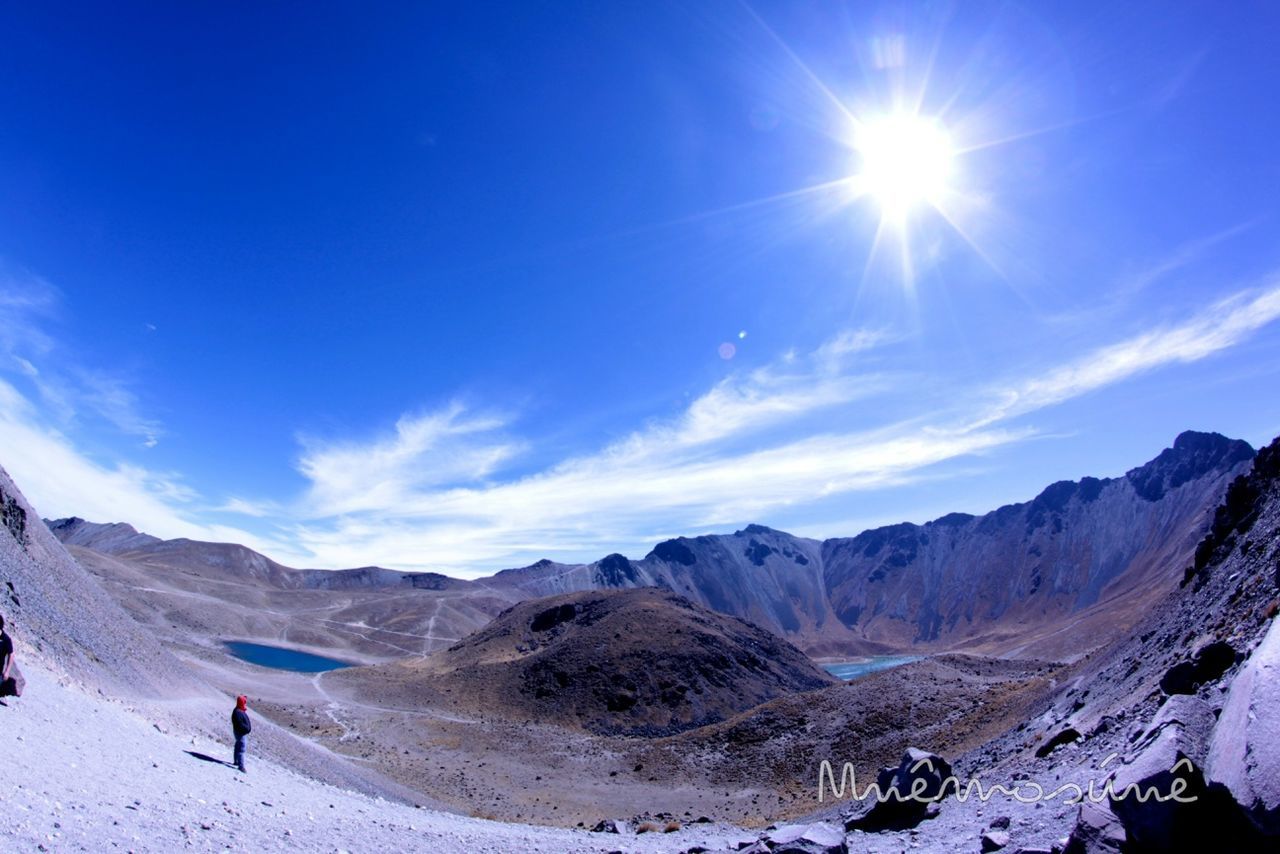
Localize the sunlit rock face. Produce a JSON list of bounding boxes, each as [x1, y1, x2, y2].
[[820, 431, 1253, 653], [492, 432, 1254, 657]]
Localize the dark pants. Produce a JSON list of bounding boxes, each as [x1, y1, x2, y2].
[[234, 735, 247, 771]]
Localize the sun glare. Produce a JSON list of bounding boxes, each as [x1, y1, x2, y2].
[[853, 113, 954, 221]]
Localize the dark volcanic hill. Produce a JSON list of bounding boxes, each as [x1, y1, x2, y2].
[[339, 588, 837, 736]]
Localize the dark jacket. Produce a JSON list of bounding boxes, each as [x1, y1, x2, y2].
[[0, 630, 12, 674], [232, 708, 252, 737]]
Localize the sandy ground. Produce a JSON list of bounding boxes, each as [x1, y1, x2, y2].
[[0, 664, 757, 853], [246, 652, 1061, 830]]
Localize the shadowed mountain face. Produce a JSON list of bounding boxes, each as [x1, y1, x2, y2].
[[335, 587, 837, 736], [474, 432, 1255, 656], [818, 431, 1256, 653], [47, 431, 1255, 659]]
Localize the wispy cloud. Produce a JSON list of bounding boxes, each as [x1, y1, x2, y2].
[[75, 370, 163, 448], [0, 273, 162, 449], [279, 284, 1280, 574], [974, 282, 1280, 427], [0, 275, 299, 558], [0, 377, 297, 559], [4, 270, 1280, 577], [1120, 220, 1257, 296], [297, 403, 525, 516]]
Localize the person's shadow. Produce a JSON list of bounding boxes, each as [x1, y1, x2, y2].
[[185, 750, 235, 768]]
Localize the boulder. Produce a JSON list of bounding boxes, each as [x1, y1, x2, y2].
[[981, 830, 1011, 851], [1159, 640, 1238, 695], [1207, 615, 1280, 835], [1064, 801, 1125, 853], [844, 748, 954, 832], [761, 822, 847, 853], [1109, 693, 1260, 850], [1035, 726, 1081, 758], [1109, 723, 1203, 848], [1132, 694, 1215, 764], [590, 818, 627, 834]]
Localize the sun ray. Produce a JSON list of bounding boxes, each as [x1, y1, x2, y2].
[[739, 1, 862, 130], [655, 176, 858, 229], [953, 103, 1132, 155], [930, 195, 1007, 281], [931, 195, 1040, 311]]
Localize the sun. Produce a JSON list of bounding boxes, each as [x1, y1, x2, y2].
[[852, 113, 954, 221]]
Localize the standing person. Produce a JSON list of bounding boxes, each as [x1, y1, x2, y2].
[[0, 612, 21, 702], [231, 695, 251, 773]]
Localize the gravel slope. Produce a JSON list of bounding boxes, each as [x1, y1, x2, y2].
[[1, 664, 751, 853]]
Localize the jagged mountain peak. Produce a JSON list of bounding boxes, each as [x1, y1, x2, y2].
[[734, 523, 780, 537], [592, 552, 641, 587], [1126, 430, 1255, 502]]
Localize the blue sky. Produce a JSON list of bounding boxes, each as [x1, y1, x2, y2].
[[2, 1, 1280, 576]]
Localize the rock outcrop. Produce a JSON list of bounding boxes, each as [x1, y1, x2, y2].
[[845, 748, 955, 832], [1039, 435, 1280, 851], [0, 467, 202, 696], [1207, 612, 1280, 835]]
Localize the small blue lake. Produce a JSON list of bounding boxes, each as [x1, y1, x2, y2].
[[224, 641, 353, 673], [821, 655, 922, 681]]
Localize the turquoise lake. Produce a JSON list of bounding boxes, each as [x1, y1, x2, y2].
[[224, 641, 353, 673], [820, 655, 922, 681]]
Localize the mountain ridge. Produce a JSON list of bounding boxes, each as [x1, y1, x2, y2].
[[47, 430, 1256, 657]]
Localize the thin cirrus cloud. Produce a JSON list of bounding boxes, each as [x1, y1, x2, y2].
[[0, 377, 301, 561], [276, 283, 1280, 574], [296, 403, 526, 517], [0, 276, 299, 560], [972, 282, 1280, 429], [3, 276, 1280, 576], [0, 276, 162, 449], [284, 422, 1029, 573]]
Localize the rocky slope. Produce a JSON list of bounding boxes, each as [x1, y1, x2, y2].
[[337, 588, 837, 737], [0, 464, 202, 697], [791, 433, 1280, 852], [49, 431, 1254, 662], [5, 665, 755, 853], [3, 463, 751, 853]]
